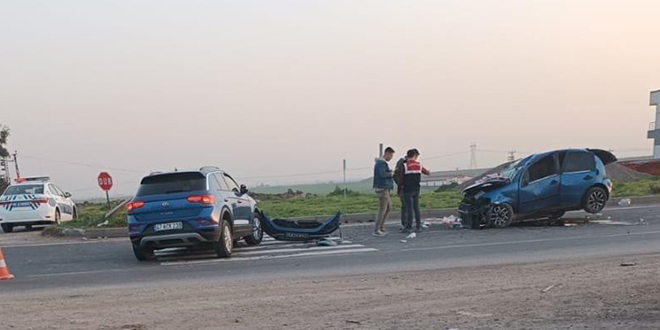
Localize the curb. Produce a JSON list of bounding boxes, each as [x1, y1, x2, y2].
[[42, 195, 660, 238]]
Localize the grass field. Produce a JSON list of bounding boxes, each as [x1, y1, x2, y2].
[[62, 200, 128, 228], [612, 177, 660, 198], [258, 191, 463, 218]]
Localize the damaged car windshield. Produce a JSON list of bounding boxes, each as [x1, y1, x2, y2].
[[498, 159, 524, 180]]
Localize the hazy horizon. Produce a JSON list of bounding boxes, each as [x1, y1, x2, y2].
[[1, 0, 658, 198]]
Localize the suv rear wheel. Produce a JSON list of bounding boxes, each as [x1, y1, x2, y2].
[[213, 221, 233, 258], [1, 224, 13, 233], [244, 212, 264, 246], [132, 243, 155, 261]]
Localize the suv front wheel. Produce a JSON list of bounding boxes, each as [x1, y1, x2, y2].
[[244, 212, 264, 246], [213, 221, 233, 258]]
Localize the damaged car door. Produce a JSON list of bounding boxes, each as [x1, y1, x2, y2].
[[518, 153, 561, 214]]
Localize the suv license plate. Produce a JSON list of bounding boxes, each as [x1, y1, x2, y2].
[[154, 222, 183, 232]]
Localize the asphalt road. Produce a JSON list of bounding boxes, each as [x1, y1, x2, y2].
[[2, 204, 660, 294]]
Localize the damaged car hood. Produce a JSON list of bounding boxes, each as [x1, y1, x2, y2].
[[462, 174, 511, 195]]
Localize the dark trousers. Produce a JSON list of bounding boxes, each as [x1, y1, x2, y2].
[[404, 192, 421, 230], [399, 194, 407, 228]]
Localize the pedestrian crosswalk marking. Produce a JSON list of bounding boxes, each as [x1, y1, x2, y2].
[[160, 247, 378, 266], [157, 235, 376, 265]]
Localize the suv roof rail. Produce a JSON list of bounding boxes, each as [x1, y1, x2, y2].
[[199, 166, 220, 171]]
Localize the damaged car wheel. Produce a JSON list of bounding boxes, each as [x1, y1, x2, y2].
[[487, 203, 514, 228]]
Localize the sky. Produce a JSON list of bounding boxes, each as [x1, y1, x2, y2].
[[1, 0, 659, 198]]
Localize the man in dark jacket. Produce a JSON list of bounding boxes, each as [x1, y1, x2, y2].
[[372, 147, 395, 237], [393, 153, 409, 231], [402, 149, 431, 233]]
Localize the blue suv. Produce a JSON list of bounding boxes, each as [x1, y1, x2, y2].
[[459, 149, 617, 229], [127, 167, 263, 261]]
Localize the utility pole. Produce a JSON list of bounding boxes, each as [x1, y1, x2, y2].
[[13, 151, 20, 179], [343, 159, 347, 199], [469, 143, 478, 169], [507, 150, 516, 162], [379, 143, 383, 158]]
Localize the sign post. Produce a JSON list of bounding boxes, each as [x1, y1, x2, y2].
[[97, 172, 113, 210]]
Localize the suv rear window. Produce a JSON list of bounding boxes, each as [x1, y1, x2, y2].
[[3, 184, 44, 195], [136, 172, 207, 197]]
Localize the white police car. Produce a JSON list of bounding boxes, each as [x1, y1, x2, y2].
[[0, 177, 77, 233]]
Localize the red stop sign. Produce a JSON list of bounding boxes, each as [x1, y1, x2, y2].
[[98, 172, 113, 191]]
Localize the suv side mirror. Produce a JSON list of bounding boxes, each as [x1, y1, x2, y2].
[[239, 184, 248, 195], [64, 192, 72, 198]]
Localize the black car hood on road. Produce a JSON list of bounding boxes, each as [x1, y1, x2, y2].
[[587, 149, 618, 166], [462, 174, 511, 195]]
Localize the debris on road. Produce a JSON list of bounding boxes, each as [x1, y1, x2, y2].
[[456, 311, 493, 318], [317, 239, 338, 247], [422, 215, 462, 228], [542, 284, 556, 293], [346, 320, 362, 325], [400, 240, 407, 243], [406, 233, 417, 239], [564, 223, 577, 227], [618, 198, 632, 207], [620, 261, 637, 267]]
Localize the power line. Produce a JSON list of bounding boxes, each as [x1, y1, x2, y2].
[[20, 154, 146, 174]]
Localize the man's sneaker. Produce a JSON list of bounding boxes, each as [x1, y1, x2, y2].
[[373, 231, 387, 237]]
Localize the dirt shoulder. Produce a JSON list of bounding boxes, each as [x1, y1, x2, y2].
[[2, 253, 660, 330]]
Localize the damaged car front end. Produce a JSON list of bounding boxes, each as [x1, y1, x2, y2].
[[459, 165, 521, 229]]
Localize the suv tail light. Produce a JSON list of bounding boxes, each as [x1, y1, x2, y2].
[[127, 201, 145, 212], [187, 195, 214, 205]]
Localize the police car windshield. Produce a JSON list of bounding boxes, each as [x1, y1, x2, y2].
[[136, 172, 207, 197], [4, 184, 44, 195]]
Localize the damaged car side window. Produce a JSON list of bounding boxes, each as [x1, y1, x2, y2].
[[563, 152, 595, 173], [526, 154, 558, 183]]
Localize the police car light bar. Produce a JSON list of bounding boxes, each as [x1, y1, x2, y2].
[[17, 176, 51, 183]]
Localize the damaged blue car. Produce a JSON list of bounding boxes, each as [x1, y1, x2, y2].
[[459, 149, 617, 229]]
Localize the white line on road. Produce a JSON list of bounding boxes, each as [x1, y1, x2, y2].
[[236, 244, 364, 256], [401, 230, 660, 253], [160, 248, 378, 266]]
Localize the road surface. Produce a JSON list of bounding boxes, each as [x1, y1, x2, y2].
[[1, 204, 660, 329]]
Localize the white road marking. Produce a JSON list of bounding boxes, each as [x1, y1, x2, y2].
[[236, 244, 364, 256], [401, 230, 660, 252], [161, 248, 378, 266]]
